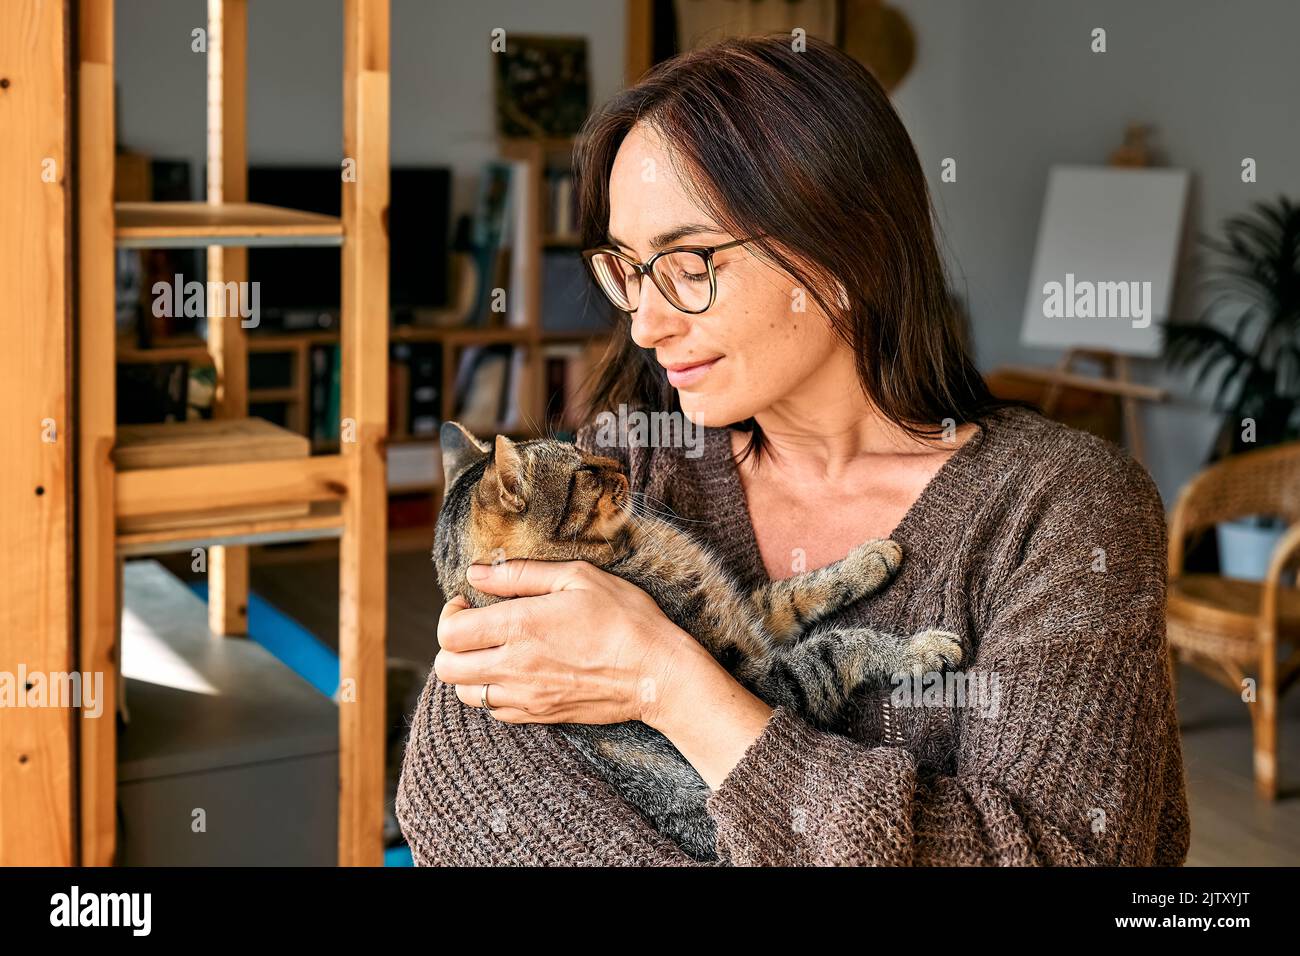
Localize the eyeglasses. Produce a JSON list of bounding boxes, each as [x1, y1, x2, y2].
[[582, 237, 759, 315]]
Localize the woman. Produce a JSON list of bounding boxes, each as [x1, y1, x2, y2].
[[396, 36, 1189, 866]]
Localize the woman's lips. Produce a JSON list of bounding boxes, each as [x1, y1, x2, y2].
[[663, 357, 722, 388]]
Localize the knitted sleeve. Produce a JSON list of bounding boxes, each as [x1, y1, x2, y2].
[[396, 675, 713, 865], [703, 454, 1190, 866]]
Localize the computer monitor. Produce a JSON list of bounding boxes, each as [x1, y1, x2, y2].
[[247, 165, 451, 327]]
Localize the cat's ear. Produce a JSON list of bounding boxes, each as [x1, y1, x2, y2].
[[493, 434, 526, 513], [440, 421, 490, 490]]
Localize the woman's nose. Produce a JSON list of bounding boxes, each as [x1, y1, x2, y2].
[[629, 280, 688, 349]]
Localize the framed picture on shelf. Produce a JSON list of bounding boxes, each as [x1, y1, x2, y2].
[[494, 35, 590, 139]]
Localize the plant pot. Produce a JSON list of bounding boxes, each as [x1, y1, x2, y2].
[[1215, 516, 1287, 582]]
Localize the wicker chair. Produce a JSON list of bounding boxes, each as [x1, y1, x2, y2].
[[1167, 441, 1300, 799]]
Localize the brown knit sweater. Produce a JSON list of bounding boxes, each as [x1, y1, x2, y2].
[[396, 406, 1190, 866]]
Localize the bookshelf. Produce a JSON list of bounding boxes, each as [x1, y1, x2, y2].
[[89, 0, 616, 869], [117, 138, 613, 502], [77, 0, 390, 866]]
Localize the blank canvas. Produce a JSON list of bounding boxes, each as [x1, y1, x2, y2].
[[1020, 165, 1190, 358]]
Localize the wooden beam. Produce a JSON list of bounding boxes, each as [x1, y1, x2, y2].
[[340, 0, 389, 867], [206, 0, 252, 636], [996, 363, 1168, 402], [625, 0, 654, 86], [73, 0, 116, 871], [0, 0, 75, 866], [75, 0, 118, 868], [116, 455, 349, 519]]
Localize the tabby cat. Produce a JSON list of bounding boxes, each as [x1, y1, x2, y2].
[[433, 421, 962, 861]]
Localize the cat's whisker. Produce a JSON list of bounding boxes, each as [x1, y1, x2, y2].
[[637, 491, 693, 520], [630, 491, 705, 525]]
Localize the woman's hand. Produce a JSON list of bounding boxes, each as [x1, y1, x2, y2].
[[433, 559, 704, 727]]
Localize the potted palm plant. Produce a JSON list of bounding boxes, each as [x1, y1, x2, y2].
[[1163, 196, 1300, 579]]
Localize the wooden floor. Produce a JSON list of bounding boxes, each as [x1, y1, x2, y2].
[[237, 545, 1300, 865], [1177, 663, 1300, 865]]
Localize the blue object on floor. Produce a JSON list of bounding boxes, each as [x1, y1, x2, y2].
[[385, 845, 414, 867], [189, 582, 340, 698], [190, 581, 415, 867]]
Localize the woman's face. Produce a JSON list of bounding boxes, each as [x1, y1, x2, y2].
[[606, 123, 844, 428]]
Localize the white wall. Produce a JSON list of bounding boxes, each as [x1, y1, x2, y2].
[[117, 0, 1299, 501], [889, 0, 1300, 501], [115, 0, 625, 218]]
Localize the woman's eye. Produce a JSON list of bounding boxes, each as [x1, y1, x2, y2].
[[677, 267, 710, 282]]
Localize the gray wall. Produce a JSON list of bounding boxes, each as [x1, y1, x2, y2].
[[117, 0, 1299, 502]]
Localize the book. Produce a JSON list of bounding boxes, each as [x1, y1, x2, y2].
[[309, 344, 340, 446], [541, 342, 597, 434], [546, 170, 578, 238], [469, 163, 515, 327], [453, 344, 514, 434]]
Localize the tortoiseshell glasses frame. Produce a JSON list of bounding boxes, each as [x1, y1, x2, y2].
[[581, 237, 760, 315]]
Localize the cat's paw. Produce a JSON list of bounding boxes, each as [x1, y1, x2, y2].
[[896, 629, 963, 675], [844, 538, 903, 587]]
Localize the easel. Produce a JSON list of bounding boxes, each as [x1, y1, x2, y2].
[[998, 349, 1167, 466], [999, 125, 1173, 468]]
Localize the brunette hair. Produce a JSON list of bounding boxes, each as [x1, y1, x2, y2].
[[574, 34, 1012, 458]]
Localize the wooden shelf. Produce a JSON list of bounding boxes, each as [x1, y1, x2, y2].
[[112, 418, 335, 541], [248, 387, 299, 403], [499, 135, 577, 157], [542, 328, 611, 343], [117, 501, 344, 556], [115, 201, 344, 248], [118, 335, 214, 364], [247, 329, 341, 348], [543, 234, 582, 248], [391, 324, 531, 345], [117, 325, 571, 359], [114, 417, 308, 471]]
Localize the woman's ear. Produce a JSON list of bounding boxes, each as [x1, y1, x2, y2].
[[493, 434, 526, 513], [440, 421, 490, 490]]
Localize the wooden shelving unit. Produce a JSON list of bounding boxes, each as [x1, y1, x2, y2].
[[114, 201, 343, 247], [118, 262, 611, 507], [76, 0, 390, 866]]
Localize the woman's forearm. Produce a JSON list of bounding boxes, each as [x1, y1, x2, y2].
[[643, 633, 776, 791]]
